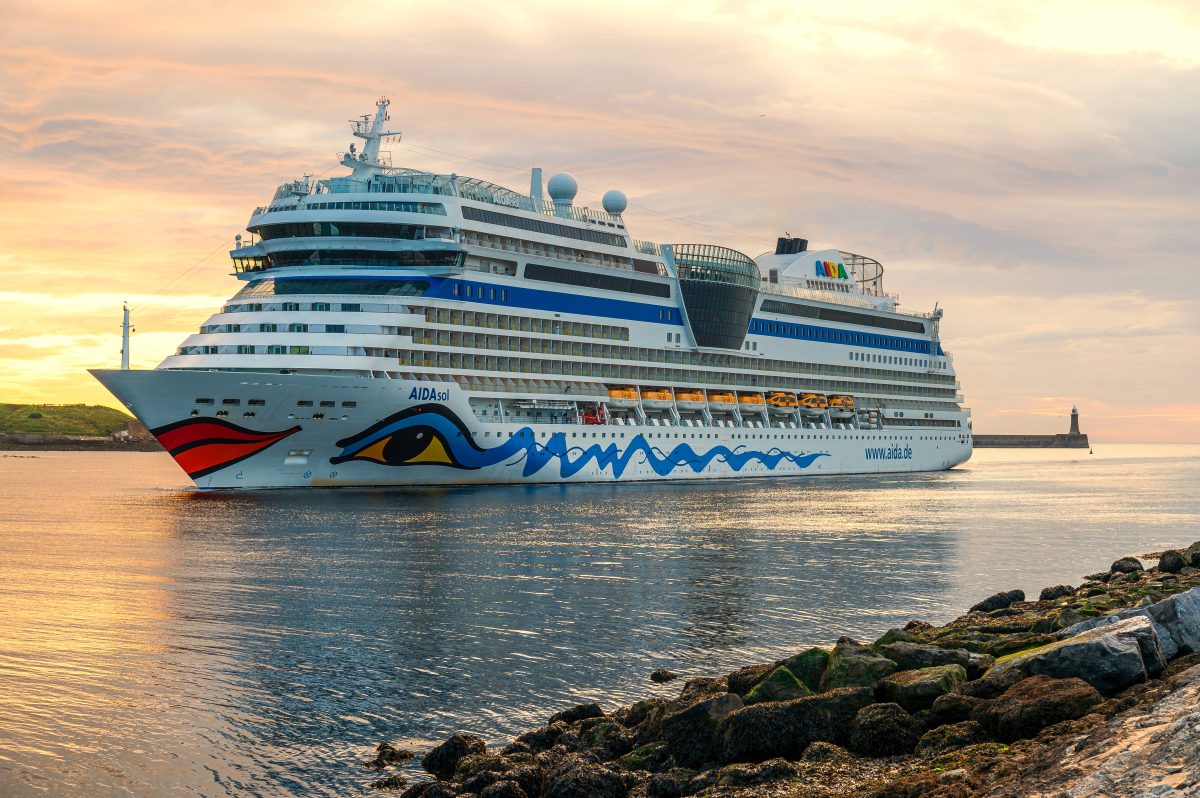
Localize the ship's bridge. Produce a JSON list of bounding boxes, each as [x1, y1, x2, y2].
[[667, 244, 760, 350]]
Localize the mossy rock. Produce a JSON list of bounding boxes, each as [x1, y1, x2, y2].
[[871, 628, 918, 649], [618, 741, 671, 772], [778, 647, 829, 691], [744, 666, 813, 705], [819, 638, 897, 691]]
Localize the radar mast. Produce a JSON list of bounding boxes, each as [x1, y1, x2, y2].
[[340, 97, 401, 178]]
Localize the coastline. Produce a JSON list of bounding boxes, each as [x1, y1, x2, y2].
[[376, 541, 1200, 798], [0, 434, 162, 452]]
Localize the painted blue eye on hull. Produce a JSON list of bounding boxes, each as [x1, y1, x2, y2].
[[332, 406, 830, 478]]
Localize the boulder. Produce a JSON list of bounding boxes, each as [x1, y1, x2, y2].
[[543, 754, 635, 798], [1158, 550, 1187, 574], [677, 677, 727, 704], [970, 589, 1025, 613], [965, 652, 997, 680], [849, 703, 924, 757], [800, 741, 850, 762], [725, 664, 773, 697], [876, 664, 967, 713], [399, 782, 459, 798], [819, 637, 897, 690], [646, 768, 703, 798], [1038, 585, 1074, 601], [915, 720, 989, 756], [481, 782, 528, 798], [364, 742, 417, 770], [649, 669, 679, 684], [973, 675, 1101, 742], [990, 615, 1164, 694], [422, 732, 487, 780], [504, 763, 545, 798], [580, 720, 635, 761], [661, 692, 743, 769], [875, 641, 971, 672], [510, 722, 567, 754], [872, 628, 919, 648], [549, 703, 605, 725], [1064, 586, 1200, 659], [743, 666, 812, 705], [961, 667, 1025, 700], [928, 692, 984, 728], [777, 647, 829, 691], [714, 758, 798, 787], [1186, 541, 1200, 567], [454, 753, 511, 783], [618, 741, 672, 773], [369, 774, 407, 791], [983, 632, 1059, 659], [1109, 556, 1143, 574], [718, 686, 873, 763]]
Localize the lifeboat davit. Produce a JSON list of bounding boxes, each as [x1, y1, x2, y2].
[[707, 391, 738, 411], [828, 394, 856, 419], [641, 389, 674, 410], [675, 390, 707, 411], [799, 393, 828, 417], [606, 387, 639, 409]]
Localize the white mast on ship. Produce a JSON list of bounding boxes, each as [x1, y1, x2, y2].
[[340, 97, 401, 179]]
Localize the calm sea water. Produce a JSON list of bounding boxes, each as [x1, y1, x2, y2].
[[1, 445, 1198, 796]]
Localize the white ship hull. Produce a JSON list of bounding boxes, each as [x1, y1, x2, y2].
[[94, 369, 972, 490]]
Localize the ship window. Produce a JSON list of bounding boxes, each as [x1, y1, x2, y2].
[[249, 399, 266, 406], [341, 401, 356, 408], [288, 323, 308, 332], [237, 345, 255, 354], [325, 324, 345, 333], [260, 323, 277, 332], [222, 398, 240, 406], [297, 400, 313, 407], [312, 302, 330, 311], [288, 346, 310, 355], [525, 263, 671, 298], [267, 345, 286, 354], [238, 278, 431, 298], [342, 303, 361, 312], [283, 302, 300, 311], [320, 400, 335, 408], [461, 205, 627, 247], [195, 398, 214, 405]]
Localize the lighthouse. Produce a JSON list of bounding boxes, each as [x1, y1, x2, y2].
[[1069, 405, 1081, 436]]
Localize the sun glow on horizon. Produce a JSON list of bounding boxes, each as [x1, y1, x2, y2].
[[1, 1, 1198, 443]]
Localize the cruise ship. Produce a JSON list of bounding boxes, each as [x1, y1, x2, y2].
[[92, 99, 972, 489]]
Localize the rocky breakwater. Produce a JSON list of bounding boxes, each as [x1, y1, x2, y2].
[[369, 541, 1200, 798]]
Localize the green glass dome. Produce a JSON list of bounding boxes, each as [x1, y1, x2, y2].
[[671, 244, 761, 289]]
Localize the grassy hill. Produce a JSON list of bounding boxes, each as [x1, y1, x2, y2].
[[0, 404, 135, 436]]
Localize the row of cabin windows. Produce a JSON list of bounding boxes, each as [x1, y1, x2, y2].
[[406, 330, 957, 389], [223, 301, 363, 313], [202, 323, 347, 334], [394, 350, 959, 400], [420, 306, 629, 341], [851, 351, 946, 370], [749, 319, 935, 354]]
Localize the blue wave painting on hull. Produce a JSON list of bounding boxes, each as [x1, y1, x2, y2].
[[332, 404, 831, 479]]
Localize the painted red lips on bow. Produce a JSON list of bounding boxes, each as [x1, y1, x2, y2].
[[151, 417, 301, 479]]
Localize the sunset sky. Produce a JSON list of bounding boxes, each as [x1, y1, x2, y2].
[[2, 0, 1198, 441]]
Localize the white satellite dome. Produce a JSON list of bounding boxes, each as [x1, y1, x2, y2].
[[546, 172, 578, 205], [602, 189, 628, 216]]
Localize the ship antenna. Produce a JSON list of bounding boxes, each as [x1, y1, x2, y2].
[[341, 96, 402, 178]]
